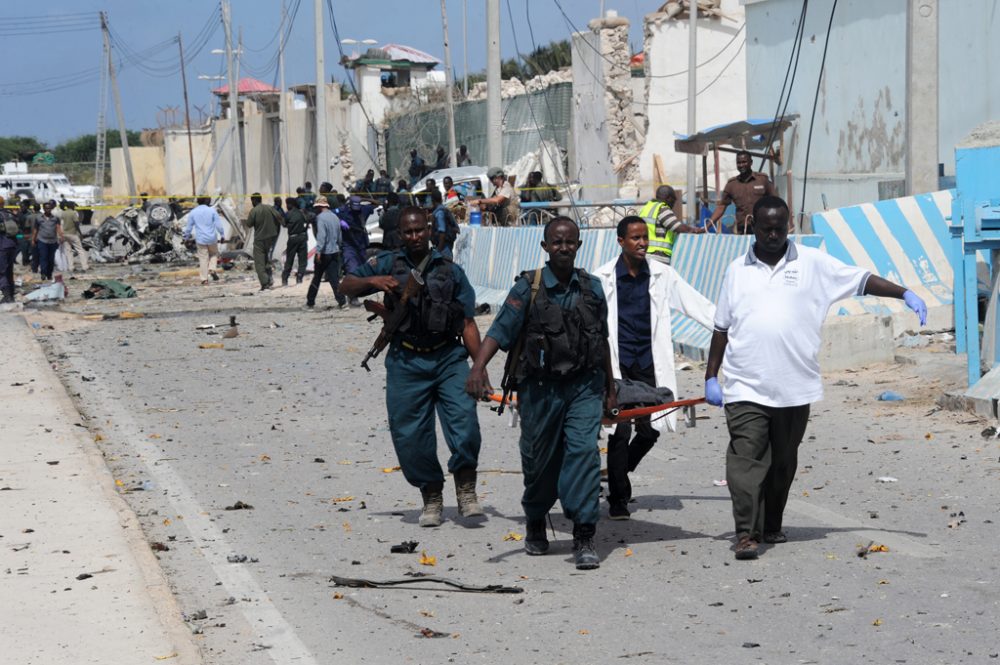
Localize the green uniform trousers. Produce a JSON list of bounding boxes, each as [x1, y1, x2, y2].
[[385, 342, 482, 490], [517, 368, 604, 526], [724, 401, 811, 539], [253, 235, 277, 288]]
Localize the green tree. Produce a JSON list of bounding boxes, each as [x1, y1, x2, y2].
[[0, 136, 48, 162], [53, 130, 142, 163]]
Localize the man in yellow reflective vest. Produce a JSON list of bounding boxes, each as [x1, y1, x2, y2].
[[639, 185, 704, 265]]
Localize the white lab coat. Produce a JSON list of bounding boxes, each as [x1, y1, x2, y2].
[[595, 256, 716, 432]]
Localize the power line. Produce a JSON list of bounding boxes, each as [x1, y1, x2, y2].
[[326, 0, 380, 166], [638, 39, 745, 106], [513, 0, 581, 223], [758, 0, 808, 173], [800, 0, 838, 225]]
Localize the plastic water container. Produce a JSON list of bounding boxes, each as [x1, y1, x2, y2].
[[469, 210, 482, 226]]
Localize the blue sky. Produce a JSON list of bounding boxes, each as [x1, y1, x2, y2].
[[1, 0, 651, 146]]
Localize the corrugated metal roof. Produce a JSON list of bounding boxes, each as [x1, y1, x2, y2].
[[351, 43, 439, 65]]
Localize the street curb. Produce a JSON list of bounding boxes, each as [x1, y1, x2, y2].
[[18, 314, 204, 665]]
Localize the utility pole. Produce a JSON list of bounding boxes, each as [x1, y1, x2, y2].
[[905, 0, 939, 195], [222, 0, 243, 199], [278, 0, 289, 196], [237, 27, 247, 195], [178, 32, 198, 196], [440, 0, 458, 167], [94, 11, 109, 190], [101, 12, 136, 202], [462, 0, 469, 98], [314, 0, 329, 185], [686, 0, 698, 221], [486, 0, 502, 168]]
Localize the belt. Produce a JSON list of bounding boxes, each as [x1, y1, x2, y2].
[[400, 339, 451, 354]]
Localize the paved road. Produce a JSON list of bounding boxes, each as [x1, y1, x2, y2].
[[34, 305, 998, 665]]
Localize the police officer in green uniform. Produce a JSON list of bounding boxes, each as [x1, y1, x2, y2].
[[466, 217, 617, 570], [340, 207, 485, 527], [245, 192, 284, 290], [638, 185, 704, 265]]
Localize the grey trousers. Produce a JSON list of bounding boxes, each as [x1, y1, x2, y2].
[[724, 401, 810, 539]]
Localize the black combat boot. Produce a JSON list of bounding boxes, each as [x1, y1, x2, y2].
[[572, 523, 600, 570], [524, 518, 549, 555]]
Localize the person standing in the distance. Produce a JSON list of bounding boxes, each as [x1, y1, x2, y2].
[[305, 197, 346, 309], [466, 217, 616, 570], [340, 207, 485, 527], [245, 193, 284, 291], [281, 196, 309, 286], [31, 200, 63, 281], [455, 144, 472, 167], [429, 189, 459, 259], [706, 150, 777, 234], [704, 195, 928, 560], [182, 196, 225, 285], [594, 216, 715, 519], [338, 195, 373, 306], [638, 185, 704, 265], [378, 192, 403, 251], [0, 197, 18, 303], [466, 167, 519, 226], [58, 201, 87, 277]]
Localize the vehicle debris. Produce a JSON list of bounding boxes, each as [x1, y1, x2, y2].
[[330, 574, 524, 594]]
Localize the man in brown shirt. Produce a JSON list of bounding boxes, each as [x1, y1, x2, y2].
[[707, 150, 777, 234]]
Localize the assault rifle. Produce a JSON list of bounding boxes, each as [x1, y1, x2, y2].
[[360, 268, 425, 371]]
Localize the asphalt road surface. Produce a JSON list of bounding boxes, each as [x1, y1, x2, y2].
[[35, 305, 999, 665]]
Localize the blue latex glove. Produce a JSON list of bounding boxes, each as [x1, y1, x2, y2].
[[705, 377, 723, 407], [903, 290, 927, 326]]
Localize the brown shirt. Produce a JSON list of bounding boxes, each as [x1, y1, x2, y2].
[[720, 172, 777, 233]]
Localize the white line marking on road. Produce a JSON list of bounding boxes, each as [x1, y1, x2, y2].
[[66, 350, 319, 665], [785, 499, 941, 558]]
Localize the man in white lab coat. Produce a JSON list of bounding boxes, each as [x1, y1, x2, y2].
[[595, 215, 716, 519]]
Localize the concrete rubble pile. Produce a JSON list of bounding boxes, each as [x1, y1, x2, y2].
[[467, 69, 572, 101], [86, 196, 245, 265]]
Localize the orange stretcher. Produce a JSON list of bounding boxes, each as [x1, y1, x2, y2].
[[482, 394, 706, 427]]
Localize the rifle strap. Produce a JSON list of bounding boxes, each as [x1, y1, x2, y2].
[[500, 268, 545, 411]]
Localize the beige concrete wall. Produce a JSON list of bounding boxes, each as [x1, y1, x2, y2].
[[109, 146, 166, 199], [163, 127, 215, 197]]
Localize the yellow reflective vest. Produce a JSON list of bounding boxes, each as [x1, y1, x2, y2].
[[639, 200, 676, 260]]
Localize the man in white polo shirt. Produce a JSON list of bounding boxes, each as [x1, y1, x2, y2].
[[704, 195, 927, 561]]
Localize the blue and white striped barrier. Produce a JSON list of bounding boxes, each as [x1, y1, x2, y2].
[[454, 227, 823, 358], [811, 190, 963, 317]]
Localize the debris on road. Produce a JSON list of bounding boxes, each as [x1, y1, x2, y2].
[[419, 551, 437, 566], [82, 279, 137, 300], [876, 476, 898, 483], [390, 541, 419, 554], [224, 500, 254, 511], [329, 574, 524, 594]]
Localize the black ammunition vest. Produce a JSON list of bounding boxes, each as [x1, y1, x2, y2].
[[390, 254, 466, 348], [516, 269, 605, 380]]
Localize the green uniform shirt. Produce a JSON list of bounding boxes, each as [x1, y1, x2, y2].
[[351, 248, 477, 319], [245, 203, 282, 241], [486, 263, 608, 351]]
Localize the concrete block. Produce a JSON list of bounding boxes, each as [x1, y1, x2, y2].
[[940, 363, 1000, 418], [820, 314, 895, 371]]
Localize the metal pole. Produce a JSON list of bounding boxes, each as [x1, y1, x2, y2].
[[278, 0, 289, 196], [686, 0, 697, 222], [178, 32, 198, 196], [441, 0, 458, 167], [222, 0, 243, 199], [236, 28, 247, 195], [462, 0, 469, 98], [486, 0, 502, 168], [314, 0, 329, 185], [102, 12, 136, 202]]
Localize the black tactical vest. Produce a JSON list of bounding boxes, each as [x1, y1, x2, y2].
[[390, 254, 466, 348], [516, 269, 605, 380]]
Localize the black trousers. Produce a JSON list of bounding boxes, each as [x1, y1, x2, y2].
[[606, 362, 659, 505], [306, 252, 345, 307], [282, 234, 308, 281], [724, 401, 810, 539], [0, 243, 16, 298]]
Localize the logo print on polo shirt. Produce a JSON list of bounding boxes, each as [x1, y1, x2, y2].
[[783, 268, 800, 287]]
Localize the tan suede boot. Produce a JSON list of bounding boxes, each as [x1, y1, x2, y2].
[[453, 468, 484, 517], [419, 483, 444, 527]]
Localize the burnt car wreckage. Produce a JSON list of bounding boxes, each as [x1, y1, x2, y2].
[[83, 197, 248, 265]]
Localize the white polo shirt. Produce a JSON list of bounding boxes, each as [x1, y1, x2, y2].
[[714, 241, 870, 408]]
